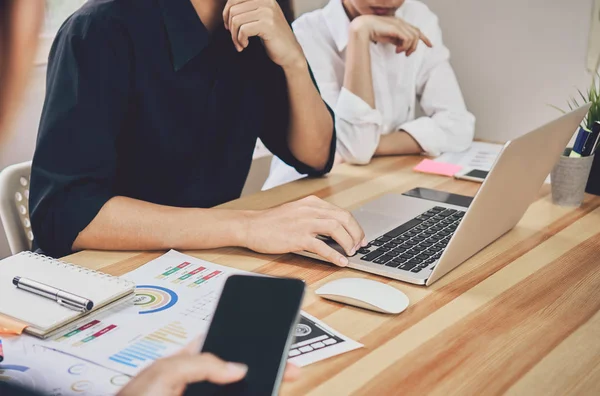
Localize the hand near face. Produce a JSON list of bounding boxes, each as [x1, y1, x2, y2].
[[223, 0, 305, 69], [350, 15, 433, 56]]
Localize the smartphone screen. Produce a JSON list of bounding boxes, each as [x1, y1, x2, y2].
[[184, 275, 305, 396], [465, 169, 489, 179]]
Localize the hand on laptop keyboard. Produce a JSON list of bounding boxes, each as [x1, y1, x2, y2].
[[243, 196, 366, 267]]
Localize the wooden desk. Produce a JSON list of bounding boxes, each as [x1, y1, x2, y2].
[[64, 156, 600, 395]]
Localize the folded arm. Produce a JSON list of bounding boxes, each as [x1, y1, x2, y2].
[[224, 0, 335, 172]]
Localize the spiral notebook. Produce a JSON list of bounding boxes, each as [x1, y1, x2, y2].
[[0, 251, 136, 338]]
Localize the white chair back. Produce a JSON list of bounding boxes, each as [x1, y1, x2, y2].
[[0, 161, 33, 254]]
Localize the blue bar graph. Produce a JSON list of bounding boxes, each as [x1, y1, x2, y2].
[[108, 322, 187, 369]]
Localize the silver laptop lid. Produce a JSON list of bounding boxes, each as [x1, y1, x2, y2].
[[427, 104, 591, 285]]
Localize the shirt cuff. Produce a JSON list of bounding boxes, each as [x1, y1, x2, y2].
[[400, 117, 443, 157], [31, 187, 114, 258], [335, 87, 383, 126]]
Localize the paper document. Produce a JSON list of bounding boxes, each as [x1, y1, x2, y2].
[[0, 335, 129, 396], [11, 250, 361, 384], [289, 313, 362, 367], [34, 251, 249, 376], [434, 141, 552, 184], [433, 142, 504, 171]]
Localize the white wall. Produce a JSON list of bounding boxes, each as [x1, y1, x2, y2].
[[420, 0, 595, 142]]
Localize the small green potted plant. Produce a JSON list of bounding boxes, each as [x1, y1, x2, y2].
[[551, 73, 600, 206]]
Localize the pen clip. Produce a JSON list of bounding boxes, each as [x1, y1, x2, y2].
[[57, 298, 86, 312]]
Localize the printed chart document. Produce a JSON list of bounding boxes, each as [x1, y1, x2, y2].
[[0, 335, 129, 396], [434, 141, 551, 183], [4, 250, 362, 385], [433, 142, 504, 171], [289, 313, 362, 367], [34, 251, 248, 376]]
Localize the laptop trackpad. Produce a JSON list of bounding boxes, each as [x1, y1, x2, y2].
[[351, 210, 401, 242]]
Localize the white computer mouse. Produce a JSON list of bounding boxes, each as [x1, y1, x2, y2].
[[315, 278, 409, 314]]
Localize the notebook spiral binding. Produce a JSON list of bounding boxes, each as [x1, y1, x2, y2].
[[21, 251, 136, 289]]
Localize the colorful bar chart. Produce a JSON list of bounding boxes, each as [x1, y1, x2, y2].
[[55, 320, 101, 342], [172, 266, 206, 283], [73, 324, 117, 347], [108, 322, 188, 369], [155, 262, 191, 280], [188, 270, 222, 288]]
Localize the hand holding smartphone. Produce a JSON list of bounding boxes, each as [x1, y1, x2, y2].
[[184, 275, 305, 396]]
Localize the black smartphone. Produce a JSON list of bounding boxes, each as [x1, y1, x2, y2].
[[184, 275, 305, 396], [402, 187, 473, 208]]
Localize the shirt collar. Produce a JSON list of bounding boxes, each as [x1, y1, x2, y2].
[[158, 0, 210, 71], [323, 0, 351, 52]]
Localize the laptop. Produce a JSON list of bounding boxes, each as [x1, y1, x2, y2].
[[296, 105, 590, 286]]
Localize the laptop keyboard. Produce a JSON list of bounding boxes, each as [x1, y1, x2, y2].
[[358, 207, 465, 274]]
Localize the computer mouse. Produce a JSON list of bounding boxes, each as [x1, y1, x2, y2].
[[315, 278, 409, 314]]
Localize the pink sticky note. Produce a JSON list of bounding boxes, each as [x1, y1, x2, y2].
[[413, 159, 462, 177]]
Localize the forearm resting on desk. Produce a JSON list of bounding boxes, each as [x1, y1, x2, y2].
[[374, 131, 423, 157], [72, 196, 248, 252], [72, 195, 366, 268]]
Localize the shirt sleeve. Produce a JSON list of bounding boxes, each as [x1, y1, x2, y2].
[[293, 18, 384, 165], [30, 14, 131, 257], [399, 13, 475, 157], [259, 58, 336, 177]]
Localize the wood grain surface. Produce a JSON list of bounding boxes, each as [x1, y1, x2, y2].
[[63, 156, 600, 396]]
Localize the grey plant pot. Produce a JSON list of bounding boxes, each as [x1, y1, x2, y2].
[[551, 153, 595, 207]]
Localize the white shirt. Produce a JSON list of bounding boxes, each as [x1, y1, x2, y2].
[[263, 0, 475, 190]]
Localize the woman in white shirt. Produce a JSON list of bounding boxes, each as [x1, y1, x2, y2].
[[264, 0, 475, 189]]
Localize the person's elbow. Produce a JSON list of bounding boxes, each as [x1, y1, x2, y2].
[[290, 118, 335, 172], [313, 141, 334, 172], [342, 150, 375, 165], [443, 111, 476, 153], [336, 127, 380, 165], [338, 144, 377, 165]]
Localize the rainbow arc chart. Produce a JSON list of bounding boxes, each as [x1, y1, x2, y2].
[[134, 285, 179, 315]]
